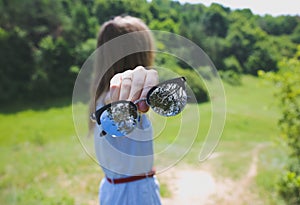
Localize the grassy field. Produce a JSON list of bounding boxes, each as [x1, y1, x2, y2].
[[0, 75, 287, 204]]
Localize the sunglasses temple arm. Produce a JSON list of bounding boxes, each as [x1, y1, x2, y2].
[[90, 113, 97, 123], [90, 112, 107, 137]]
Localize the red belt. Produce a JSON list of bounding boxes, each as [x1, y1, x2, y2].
[[106, 169, 156, 184]]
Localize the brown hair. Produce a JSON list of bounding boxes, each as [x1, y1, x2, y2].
[[89, 15, 155, 129]]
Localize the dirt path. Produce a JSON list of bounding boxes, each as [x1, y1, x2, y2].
[[160, 167, 217, 205], [160, 144, 267, 205]]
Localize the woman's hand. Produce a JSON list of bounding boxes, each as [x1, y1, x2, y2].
[[105, 66, 158, 112]]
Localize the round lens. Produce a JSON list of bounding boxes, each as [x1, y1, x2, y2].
[[147, 82, 187, 116], [100, 101, 138, 137]]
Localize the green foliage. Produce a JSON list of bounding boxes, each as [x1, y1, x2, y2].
[[94, 0, 151, 24], [277, 171, 300, 205], [1, 0, 300, 106], [0, 0, 66, 44], [270, 49, 300, 158], [32, 36, 76, 99], [159, 182, 172, 198], [201, 3, 229, 37], [226, 17, 266, 69], [259, 45, 300, 204], [265, 35, 297, 59], [175, 68, 208, 103], [154, 52, 208, 103], [291, 23, 300, 44], [258, 15, 298, 36], [223, 55, 242, 73], [0, 27, 34, 104], [201, 36, 228, 70], [74, 38, 97, 66], [219, 70, 241, 86], [245, 41, 278, 75], [149, 18, 179, 33], [71, 4, 96, 40]]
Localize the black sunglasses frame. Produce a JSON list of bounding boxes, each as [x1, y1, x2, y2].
[[90, 77, 186, 136]]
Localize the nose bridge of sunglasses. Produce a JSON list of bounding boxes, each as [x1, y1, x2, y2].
[[133, 98, 147, 105]]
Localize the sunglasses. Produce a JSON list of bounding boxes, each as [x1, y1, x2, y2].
[[90, 77, 187, 137]]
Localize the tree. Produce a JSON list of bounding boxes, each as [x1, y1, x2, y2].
[[226, 14, 266, 71], [201, 3, 229, 37], [149, 18, 179, 33], [223, 55, 242, 73], [1, 0, 300, 106], [175, 68, 208, 103], [291, 23, 300, 44], [258, 15, 298, 36], [63, 3, 98, 46], [32, 36, 76, 99], [0, 0, 66, 45], [201, 36, 228, 70], [0, 27, 35, 104], [245, 41, 278, 75], [94, 0, 151, 24]]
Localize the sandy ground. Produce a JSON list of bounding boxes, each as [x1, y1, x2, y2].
[[160, 167, 217, 205], [160, 145, 266, 205]]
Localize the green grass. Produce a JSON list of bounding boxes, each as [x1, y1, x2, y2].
[[0, 75, 287, 204], [0, 105, 101, 205], [0, 106, 75, 145]]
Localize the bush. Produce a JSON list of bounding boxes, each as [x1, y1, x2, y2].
[[245, 42, 278, 75], [223, 55, 242, 73], [32, 36, 76, 99], [219, 70, 241, 86], [259, 45, 300, 204], [176, 68, 208, 103], [277, 171, 300, 205], [0, 27, 35, 104]]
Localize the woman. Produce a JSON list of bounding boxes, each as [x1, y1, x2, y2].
[[89, 15, 162, 205]]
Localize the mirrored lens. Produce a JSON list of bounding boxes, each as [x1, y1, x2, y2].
[[100, 102, 138, 137], [147, 81, 187, 116]]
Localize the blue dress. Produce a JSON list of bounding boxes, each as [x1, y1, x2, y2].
[[94, 102, 162, 205]]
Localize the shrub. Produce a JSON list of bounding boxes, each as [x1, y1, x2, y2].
[[259, 45, 300, 204], [219, 70, 241, 86], [277, 171, 300, 205], [176, 68, 208, 103]]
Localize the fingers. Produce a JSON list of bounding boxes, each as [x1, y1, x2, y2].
[[137, 69, 158, 112], [139, 69, 159, 99], [107, 66, 159, 113], [119, 70, 133, 100], [109, 73, 122, 102], [128, 66, 147, 102]]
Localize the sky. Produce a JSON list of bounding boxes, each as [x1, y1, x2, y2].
[[175, 0, 300, 16]]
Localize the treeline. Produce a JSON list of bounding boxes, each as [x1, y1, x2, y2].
[[1, 0, 300, 105]]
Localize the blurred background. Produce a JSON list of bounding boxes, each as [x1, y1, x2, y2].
[[0, 0, 299, 204]]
